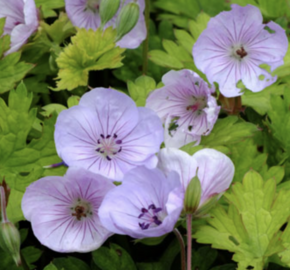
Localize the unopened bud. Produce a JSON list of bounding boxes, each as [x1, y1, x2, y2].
[[100, 0, 120, 28], [183, 175, 201, 214], [116, 3, 139, 41], [0, 186, 21, 266], [0, 222, 21, 266]]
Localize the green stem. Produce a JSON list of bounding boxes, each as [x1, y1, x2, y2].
[[142, 0, 150, 74], [186, 214, 192, 270], [174, 228, 186, 270], [0, 186, 8, 222]]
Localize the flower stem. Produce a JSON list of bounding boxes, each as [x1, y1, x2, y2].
[[142, 0, 150, 74], [0, 186, 8, 222], [186, 214, 192, 270], [174, 228, 186, 270]]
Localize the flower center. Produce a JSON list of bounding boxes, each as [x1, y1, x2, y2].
[[186, 96, 207, 115], [71, 199, 92, 221], [230, 44, 248, 60], [85, 0, 100, 12], [95, 133, 122, 161], [138, 204, 163, 230]]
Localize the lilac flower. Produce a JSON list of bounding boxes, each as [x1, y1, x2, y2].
[[146, 69, 220, 148], [192, 4, 288, 97], [65, 0, 146, 49], [0, 0, 38, 55], [99, 166, 183, 238], [54, 87, 163, 181], [158, 148, 234, 206], [21, 167, 115, 253]]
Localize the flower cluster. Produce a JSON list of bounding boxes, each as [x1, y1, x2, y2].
[[19, 2, 286, 256]]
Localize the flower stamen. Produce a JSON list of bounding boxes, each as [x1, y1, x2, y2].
[[138, 204, 163, 230]]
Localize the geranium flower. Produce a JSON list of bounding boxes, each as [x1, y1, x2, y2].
[[21, 167, 115, 253], [54, 87, 163, 181], [99, 166, 183, 238], [158, 148, 234, 206], [192, 4, 288, 97], [146, 69, 220, 148], [0, 0, 38, 55], [65, 0, 146, 49]]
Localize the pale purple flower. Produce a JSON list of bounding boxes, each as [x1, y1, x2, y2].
[[192, 4, 288, 97], [54, 87, 163, 181], [158, 148, 234, 206], [0, 0, 39, 55], [99, 166, 183, 238], [65, 0, 146, 49], [146, 69, 220, 148], [21, 167, 115, 253]]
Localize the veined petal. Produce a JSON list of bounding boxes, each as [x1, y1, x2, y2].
[[192, 148, 235, 205]]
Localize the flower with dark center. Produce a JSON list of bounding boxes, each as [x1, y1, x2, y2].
[[0, 0, 39, 55], [146, 69, 220, 148], [65, 0, 146, 49], [192, 4, 288, 97], [21, 167, 115, 253], [99, 166, 183, 239], [54, 87, 163, 181]]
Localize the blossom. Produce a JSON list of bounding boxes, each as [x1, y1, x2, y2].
[[158, 148, 234, 206], [65, 0, 146, 49], [192, 4, 288, 97], [146, 69, 220, 148], [99, 166, 183, 238], [0, 0, 38, 55], [54, 87, 163, 181], [21, 167, 115, 253]]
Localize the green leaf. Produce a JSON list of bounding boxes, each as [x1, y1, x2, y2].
[[0, 18, 10, 57], [192, 246, 218, 270], [0, 52, 33, 94], [44, 263, 58, 270], [67, 95, 80, 108], [127, 75, 156, 106], [148, 50, 183, 69], [92, 243, 137, 270], [200, 116, 258, 147], [22, 246, 42, 269], [35, 0, 65, 18], [40, 104, 67, 117], [55, 27, 125, 91], [188, 12, 211, 42], [137, 239, 180, 270], [53, 257, 90, 270], [0, 83, 64, 222], [242, 84, 285, 115], [41, 13, 75, 44], [194, 170, 290, 269]]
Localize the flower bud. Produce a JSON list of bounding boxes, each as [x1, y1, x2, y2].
[[0, 222, 21, 266], [183, 175, 201, 214], [195, 194, 221, 217], [115, 3, 139, 42], [100, 0, 121, 28]]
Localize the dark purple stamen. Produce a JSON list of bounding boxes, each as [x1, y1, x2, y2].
[[100, 150, 105, 154], [114, 133, 117, 138], [97, 139, 100, 144], [106, 135, 111, 139], [116, 140, 122, 144], [100, 134, 104, 139], [118, 147, 122, 153], [96, 148, 101, 152], [138, 204, 163, 230], [106, 156, 112, 161]]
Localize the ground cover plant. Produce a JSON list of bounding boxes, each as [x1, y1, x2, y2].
[[1, 0, 290, 269]]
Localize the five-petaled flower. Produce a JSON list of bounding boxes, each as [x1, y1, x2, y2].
[[65, 0, 146, 49], [146, 69, 220, 148], [21, 167, 115, 253], [99, 166, 183, 238], [54, 87, 163, 181], [192, 4, 288, 97], [0, 0, 39, 55]]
